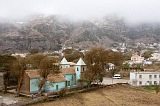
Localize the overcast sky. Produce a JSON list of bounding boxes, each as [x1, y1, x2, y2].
[[0, 0, 160, 23]]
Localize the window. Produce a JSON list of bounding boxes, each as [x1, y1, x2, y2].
[[77, 67, 79, 71], [72, 75, 74, 80], [65, 81, 67, 87], [139, 75, 142, 78], [154, 75, 157, 78], [139, 81, 142, 85], [67, 81, 70, 86], [149, 81, 152, 85], [146, 81, 150, 85], [83, 67, 85, 72], [56, 85, 58, 90], [154, 81, 157, 85], [149, 75, 152, 79]]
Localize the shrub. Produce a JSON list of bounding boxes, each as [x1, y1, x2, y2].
[[155, 85, 160, 94], [58, 88, 68, 97]]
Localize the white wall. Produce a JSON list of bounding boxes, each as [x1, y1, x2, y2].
[[130, 72, 136, 80], [130, 72, 160, 86]]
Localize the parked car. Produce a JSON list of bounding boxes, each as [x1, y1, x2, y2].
[[112, 74, 121, 79]]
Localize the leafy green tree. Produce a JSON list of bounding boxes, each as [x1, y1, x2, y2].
[[142, 50, 153, 59], [121, 63, 130, 71]]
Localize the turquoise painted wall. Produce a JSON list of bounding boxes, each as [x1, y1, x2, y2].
[[64, 74, 76, 86], [30, 78, 39, 93], [75, 66, 81, 81], [44, 81, 66, 92], [30, 78, 46, 93]]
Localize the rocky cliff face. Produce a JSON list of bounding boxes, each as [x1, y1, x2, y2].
[[0, 15, 160, 53]]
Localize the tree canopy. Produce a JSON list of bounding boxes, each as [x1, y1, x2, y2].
[[0, 54, 16, 93], [62, 49, 84, 62], [83, 47, 108, 84], [83, 47, 124, 85]]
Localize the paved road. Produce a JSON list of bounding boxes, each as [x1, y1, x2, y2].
[[102, 77, 129, 85]]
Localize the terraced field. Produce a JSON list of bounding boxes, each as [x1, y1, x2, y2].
[[30, 84, 160, 106]]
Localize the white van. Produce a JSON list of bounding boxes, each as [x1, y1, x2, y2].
[[112, 74, 121, 79]]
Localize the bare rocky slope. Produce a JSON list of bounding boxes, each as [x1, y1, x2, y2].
[[0, 15, 160, 53]]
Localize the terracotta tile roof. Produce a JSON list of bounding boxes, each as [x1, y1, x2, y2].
[[53, 62, 60, 66], [26, 70, 67, 83], [25, 69, 40, 78], [59, 67, 75, 74], [47, 73, 66, 83], [68, 62, 76, 66], [132, 54, 140, 57]]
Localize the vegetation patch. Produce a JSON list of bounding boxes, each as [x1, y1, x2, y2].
[[142, 85, 157, 91]]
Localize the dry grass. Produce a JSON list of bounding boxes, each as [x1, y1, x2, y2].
[[144, 64, 160, 71], [30, 85, 160, 106]]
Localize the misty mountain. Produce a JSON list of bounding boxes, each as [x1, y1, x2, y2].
[[0, 15, 160, 53]]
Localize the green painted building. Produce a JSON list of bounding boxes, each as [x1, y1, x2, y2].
[[20, 58, 86, 94]]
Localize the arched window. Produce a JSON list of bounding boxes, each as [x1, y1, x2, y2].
[[83, 67, 85, 72], [77, 67, 79, 71]]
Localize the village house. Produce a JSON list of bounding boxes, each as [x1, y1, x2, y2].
[[106, 63, 115, 70], [131, 54, 144, 64], [11, 53, 28, 58], [150, 52, 160, 62], [20, 57, 86, 94], [130, 71, 160, 86], [143, 60, 152, 65]]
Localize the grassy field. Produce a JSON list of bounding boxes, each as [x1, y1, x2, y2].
[[29, 84, 160, 106]]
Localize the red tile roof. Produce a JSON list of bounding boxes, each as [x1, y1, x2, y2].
[[47, 74, 66, 82], [26, 69, 40, 78], [59, 67, 75, 74], [26, 70, 66, 82]]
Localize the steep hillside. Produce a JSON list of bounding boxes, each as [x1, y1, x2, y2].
[[0, 15, 160, 53]]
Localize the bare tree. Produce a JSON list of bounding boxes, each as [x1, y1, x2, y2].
[[28, 53, 46, 69], [84, 47, 108, 85], [63, 49, 84, 62], [11, 57, 28, 96], [37, 56, 58, 96]]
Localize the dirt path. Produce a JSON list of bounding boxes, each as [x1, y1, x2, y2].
[[0, 92, 18, 105], [0, 92, 29, 105]]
